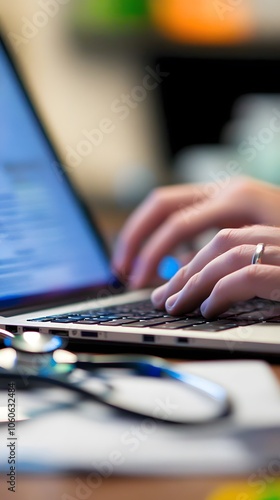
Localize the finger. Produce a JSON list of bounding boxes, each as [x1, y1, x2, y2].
[[152, 267, 193, 309], [128, 196, 232, 288], [150, 252, 196, 308], [127, 191, 277, 289], [200, 264, 280, 318], [162, 224, 280, 295], [179, 250, 197, 266], [112, 185, 204, 276], [162, 244, 280, 314]]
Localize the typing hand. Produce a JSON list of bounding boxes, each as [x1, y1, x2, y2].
[[152, 225, 280, 318], [112, 177, 280, 289]]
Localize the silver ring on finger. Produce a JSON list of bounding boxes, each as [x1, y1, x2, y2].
[[251, 243, 265, 265]]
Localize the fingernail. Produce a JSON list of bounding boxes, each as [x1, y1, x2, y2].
[[200, 298, 209, 316], [166, 293, 179, 311], [151, 285, 167, 307]]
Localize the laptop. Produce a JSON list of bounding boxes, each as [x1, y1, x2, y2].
[[1, 34, 280, 357]]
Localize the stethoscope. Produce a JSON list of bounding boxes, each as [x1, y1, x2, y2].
[[0, 328, 231, 424]]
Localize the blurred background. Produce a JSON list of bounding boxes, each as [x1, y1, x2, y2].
[[2, 0, 280, 226]]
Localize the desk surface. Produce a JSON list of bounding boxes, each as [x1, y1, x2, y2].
[[9, 475, 256, 500]]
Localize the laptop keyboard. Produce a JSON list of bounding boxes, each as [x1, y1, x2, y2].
[[30, 298, 280, 332]]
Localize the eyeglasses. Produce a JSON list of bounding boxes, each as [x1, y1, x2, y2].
[[0, 329, 231, 424]]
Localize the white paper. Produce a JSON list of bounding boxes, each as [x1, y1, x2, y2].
[[0, 360, 280, 475]]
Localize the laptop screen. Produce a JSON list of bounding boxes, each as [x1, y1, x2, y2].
[[0, 39, 116, 311]]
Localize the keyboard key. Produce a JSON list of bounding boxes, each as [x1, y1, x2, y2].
[[98, 319, 142, 326], [151, 319, 206, 330], [76, 320, 100, 325], [120, 318, 180, 328], [188, 321, 238, 332]]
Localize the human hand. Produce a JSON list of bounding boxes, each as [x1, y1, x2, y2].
[[112, 177, 280, 288], [151, 225, 280, 318]]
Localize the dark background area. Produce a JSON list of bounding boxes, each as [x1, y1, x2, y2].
[[155, 56, 280, 160]]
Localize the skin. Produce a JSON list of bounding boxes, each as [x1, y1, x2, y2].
[[152, 227, 280, 318], [112, 177, 280, 317]]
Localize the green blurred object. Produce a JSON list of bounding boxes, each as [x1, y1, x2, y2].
[[74, 0, 151, 31]]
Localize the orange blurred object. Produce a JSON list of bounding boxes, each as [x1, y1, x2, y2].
[[151, 0, 256, 45]]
